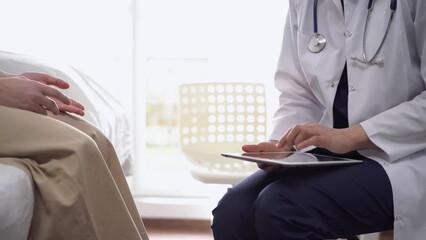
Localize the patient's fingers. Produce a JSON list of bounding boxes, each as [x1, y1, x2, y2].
[[21, 72, 70, 89], [31, 104, 48, 116], [57, 103, 85, 116], [48, 97, 85, 115], [39, 97, 60, 115], [69, 99, 85, 110], [21, 72, 86, 115], [41, 85, 71, 105]]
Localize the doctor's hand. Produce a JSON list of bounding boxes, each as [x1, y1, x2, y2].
[[276, 122, 378, 154], [242, 141, 291, 172]]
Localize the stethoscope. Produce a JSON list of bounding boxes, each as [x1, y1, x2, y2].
[[308, 0, 397, 65]]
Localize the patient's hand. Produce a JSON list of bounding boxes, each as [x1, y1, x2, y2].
[[21, 72, 85, 116], [242, 141, 290, 172], [52, 98, 85, 116], [0, 72, 84, 116]]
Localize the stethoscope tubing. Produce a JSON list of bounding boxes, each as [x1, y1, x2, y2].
[[358, 1, 395, 64], [358, 0, 397, 64], [313, 0, 319, 34], [313, 0, 397, 34], [311, 0, 397, 65]]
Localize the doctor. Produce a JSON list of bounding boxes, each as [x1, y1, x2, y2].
[[211, 0, 426, 239]]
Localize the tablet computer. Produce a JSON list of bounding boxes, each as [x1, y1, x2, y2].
[[221, 151, 363, 167]]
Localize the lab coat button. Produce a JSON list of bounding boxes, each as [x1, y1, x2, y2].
[[330, 83, 336, 88], [349, 86, 355, 92], [383, 162, 389, 166], [395, 216, 402, 221], [344, 31, 352, 38]]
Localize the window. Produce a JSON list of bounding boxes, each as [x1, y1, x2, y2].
[[0, 0, 288, 220], [0, 0, 134, 109], [133, 0, 288, 219]]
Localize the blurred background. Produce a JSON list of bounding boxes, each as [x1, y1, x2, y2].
[[0, 0, 288, 232]]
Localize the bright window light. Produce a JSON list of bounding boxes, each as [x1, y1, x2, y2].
[[0, 0, 288, 219]]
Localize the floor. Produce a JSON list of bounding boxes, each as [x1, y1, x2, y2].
[[378, 231, 393, 240], [144, 219, 213, 240], [144, 219, 393, 240]]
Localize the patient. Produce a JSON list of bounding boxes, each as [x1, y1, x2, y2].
[[0, 70, 149, 240]]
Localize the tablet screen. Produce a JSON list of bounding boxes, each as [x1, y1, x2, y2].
[[221, 151, 363, 167], [241, 151, 317, 162]]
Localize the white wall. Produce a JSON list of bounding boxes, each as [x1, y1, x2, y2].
[[0, 0, 134, 111]]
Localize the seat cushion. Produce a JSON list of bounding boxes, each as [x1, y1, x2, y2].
[[0, 163, 33, 240]]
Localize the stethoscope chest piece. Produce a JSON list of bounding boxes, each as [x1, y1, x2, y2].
[[308, 33, 327, 53]]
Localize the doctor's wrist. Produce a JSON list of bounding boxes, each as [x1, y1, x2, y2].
[[345, 124, 378, 151]]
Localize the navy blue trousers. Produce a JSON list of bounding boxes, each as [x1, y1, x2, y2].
[[211, 158, 394, 240]]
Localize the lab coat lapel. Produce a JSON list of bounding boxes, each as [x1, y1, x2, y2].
[[332, 0, 344, 18], [331, 0, 364, 27], [344, 0, 366, 27]]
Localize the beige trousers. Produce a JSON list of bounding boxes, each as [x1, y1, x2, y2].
[[0, 106, 149, 240]]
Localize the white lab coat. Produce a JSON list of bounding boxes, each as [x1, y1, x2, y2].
[[269, 1, 426, 239]]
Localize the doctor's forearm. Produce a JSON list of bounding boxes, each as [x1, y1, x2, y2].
[[344, 124, 379, 151]]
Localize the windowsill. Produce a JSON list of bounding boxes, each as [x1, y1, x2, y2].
[[134, 186, 227, 220], [135, 195, 219, 220], [128, 174, 229, 220]]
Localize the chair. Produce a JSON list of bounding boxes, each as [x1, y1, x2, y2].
[[178, 82, 267, 184], [178, 83, 383, 240]]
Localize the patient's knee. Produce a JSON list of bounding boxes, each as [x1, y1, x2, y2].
[[0, 164, 33, 240]]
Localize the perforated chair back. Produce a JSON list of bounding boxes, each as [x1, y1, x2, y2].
[[179, 82, 267, 184]]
